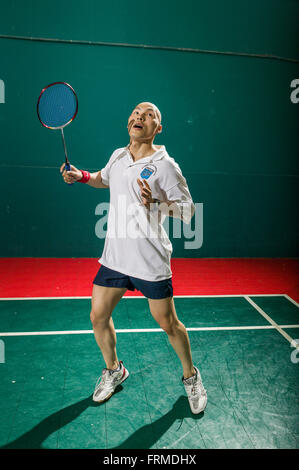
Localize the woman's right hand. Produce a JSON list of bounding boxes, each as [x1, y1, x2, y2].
[[60, 163, 83, 184]]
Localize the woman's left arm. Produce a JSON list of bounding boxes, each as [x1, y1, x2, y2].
[[157, 183, 195, 224], [137, 177, 195, 224]]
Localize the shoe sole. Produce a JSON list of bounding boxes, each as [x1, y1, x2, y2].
[[93, 368, 130, 403]]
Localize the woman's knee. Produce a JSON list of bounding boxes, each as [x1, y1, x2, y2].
[[90, 285, 125, 327], [90, 306, 111, 327], [158, 316, 181, 335]]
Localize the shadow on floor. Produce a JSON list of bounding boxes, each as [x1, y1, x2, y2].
[[1, 388, 204, 449], [112, 395, 204, 449]]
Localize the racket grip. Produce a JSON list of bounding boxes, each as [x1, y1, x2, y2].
[[64, 162, 73, 185]]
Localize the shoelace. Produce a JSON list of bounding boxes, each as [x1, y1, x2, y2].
[[191, 380, 201, 397], [95, 369, 114, 389], [183, 372, 205, 400]]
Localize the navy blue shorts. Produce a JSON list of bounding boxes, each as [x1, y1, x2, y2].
[[93, 264, 173, 299]]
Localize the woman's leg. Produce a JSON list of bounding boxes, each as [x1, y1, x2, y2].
[[148, 296, 195, 378], [90, 284, 127, 370]]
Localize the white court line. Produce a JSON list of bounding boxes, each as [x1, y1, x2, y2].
[[245, 296, 299, 350], [284, 294, 299, 308], [0, 294, 289, 301], [0, 324, 299, 336]]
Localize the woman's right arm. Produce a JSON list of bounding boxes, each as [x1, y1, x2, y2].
[[60, 163, 109, 188]]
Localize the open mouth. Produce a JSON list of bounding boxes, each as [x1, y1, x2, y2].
[[133, 124, 143, 130]]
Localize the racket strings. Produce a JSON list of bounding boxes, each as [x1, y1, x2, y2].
[[38, 84, 77, 128]]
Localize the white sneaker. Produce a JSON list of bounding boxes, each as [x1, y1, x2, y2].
[[93, 361, 129, 403], [182, 366, 207, 414]]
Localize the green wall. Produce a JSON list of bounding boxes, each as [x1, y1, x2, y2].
[[0, 0, 298, 257]]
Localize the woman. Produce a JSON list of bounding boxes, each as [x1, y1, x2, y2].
[[61, 101, 207, 414]]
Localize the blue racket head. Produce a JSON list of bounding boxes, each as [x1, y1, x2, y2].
[[37, 82, 78, 129]]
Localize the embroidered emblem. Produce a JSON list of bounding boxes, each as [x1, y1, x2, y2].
[[140, 164, 157, 179]]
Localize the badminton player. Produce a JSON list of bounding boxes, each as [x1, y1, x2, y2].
[[60, 102, 207, 414]]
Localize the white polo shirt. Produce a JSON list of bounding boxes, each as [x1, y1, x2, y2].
[[99, 145, 194, 281]]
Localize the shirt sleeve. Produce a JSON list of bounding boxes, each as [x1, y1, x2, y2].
[[158, 157, 188, 193], [100, 149, 121, 186], [156, 158, 195, 224]]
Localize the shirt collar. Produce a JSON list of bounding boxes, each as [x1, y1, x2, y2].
[[125, 145, 165, 165]]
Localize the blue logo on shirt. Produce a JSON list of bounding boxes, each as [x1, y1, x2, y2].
[[140, 167, 154, 179]]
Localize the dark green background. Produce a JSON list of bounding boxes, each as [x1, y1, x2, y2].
[[0, 0, 298, 257]]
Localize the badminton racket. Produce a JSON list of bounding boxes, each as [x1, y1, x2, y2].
[[37, 82, 78, 176]]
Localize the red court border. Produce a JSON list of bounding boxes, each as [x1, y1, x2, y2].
[[0, 258, 298, 302]]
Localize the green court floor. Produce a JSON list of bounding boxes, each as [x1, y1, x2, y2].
[[0, 295, 298, 449]]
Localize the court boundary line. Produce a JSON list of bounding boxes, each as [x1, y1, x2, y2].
[[1, 324, 299, 337], [0, 293, 298, 310], [284, 294, 299, 308], [0, 293, 295, 300], [1, 294, 297, 346], [245, 296, 299, 350]]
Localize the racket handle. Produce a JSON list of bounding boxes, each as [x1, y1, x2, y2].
[[64, 162, 73, 185]]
